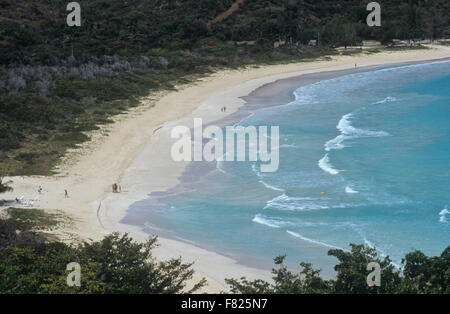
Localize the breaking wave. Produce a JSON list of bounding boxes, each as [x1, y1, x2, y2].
[[345, 186, 359, 194], [318, 153, 339, 175], [325, 113, 390, 152], [287, 230, 344, 250], [439, 206, 449, 223]]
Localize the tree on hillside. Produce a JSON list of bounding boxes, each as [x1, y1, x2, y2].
[[76, 233, 207, 294], [0, 176, 12, 194], [342, 23, 357, 49], [0, 228, 206, 294], [328, 244, 401, 294], [0, 181, 12, 194], [226, 244, 450, 294], [225, 255, 331, 294], [400, 247, 450, 294]]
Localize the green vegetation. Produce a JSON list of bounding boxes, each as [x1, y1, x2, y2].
[[220, 0, 449, 45], [5, 207, 63, 231], [1, 0, 449, 175], [1, 209, 448, 294], [0, 210, 206, 293], [1, 0, 448, 64], [226, 244, 450, 294], [0, 176, 13, 194]]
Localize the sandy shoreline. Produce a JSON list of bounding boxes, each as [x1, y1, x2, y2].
[[1, 45, 449, 293], [119, 63, 388, 274]]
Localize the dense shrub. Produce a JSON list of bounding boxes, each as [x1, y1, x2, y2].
[[226, 244, 450, 294], [0, 215, 206, 294]]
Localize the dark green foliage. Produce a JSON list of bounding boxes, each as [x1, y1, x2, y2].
[[0, 177, 13, 194], [219, 0, 449, 44], [226, 244, 450, 294], [1, 0, 448, 175], [0, 1, 447, 64], [1, 0, 448, 68], [400, 248, 450, 294], [226, 256, 331, 294], [75, 233, 206, 293], [0, 212, 206, 293], [5, 207, 62, 231], [328, 244, 401, 293], [0, 217, 46, 249]]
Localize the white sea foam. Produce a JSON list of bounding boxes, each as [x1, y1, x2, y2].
[[363, 237, 375, 249], [318, 153, 339, 175], [374, 60, 450, 75], [325, 112, 390, 152], [253, 214, 282, 228], [345, 186, 359, 194], [264, 193, 330, 211], [324, 134, 349, 151], [260, 180, 285, 192], [232, 112, 255, 127], [265, 194, 365, 212], [374, 96, 397, 104], [439, 206, 449, 223], [253, 214, 330, 229], [287, 230, 343, 250], [293, 87, 319, 105], [251, 163, 285, 192], [363, 238, 401, 269], [339, 113, 390, 137]]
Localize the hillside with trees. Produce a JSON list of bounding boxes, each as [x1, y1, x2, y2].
[[226, 244, 450, 294], [0, 208, 206, 293], [1, 0, 449, 64], [0, 0, 449, 175]]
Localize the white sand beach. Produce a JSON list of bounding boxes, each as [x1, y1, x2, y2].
[[1, 45, 449, 293]]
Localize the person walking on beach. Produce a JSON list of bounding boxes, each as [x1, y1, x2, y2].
[[65, 189, 69, 198], [37, 186, 42, 194]]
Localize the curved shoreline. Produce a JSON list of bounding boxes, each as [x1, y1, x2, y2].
[[2, 46, 450, 293], [100, 48, 450, 292], [118, 63, 389, 274]]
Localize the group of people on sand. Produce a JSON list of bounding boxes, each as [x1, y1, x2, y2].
[[29, 184, 121, 199], [112, 183, 121, 193], [220, 106, 227, 112], [36, 185, 69, 198]]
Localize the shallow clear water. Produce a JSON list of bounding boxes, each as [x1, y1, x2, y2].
[[126, 60, 450, 274]]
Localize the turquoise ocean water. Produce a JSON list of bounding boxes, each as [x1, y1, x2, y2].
[[125, 60, 450, 274]]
